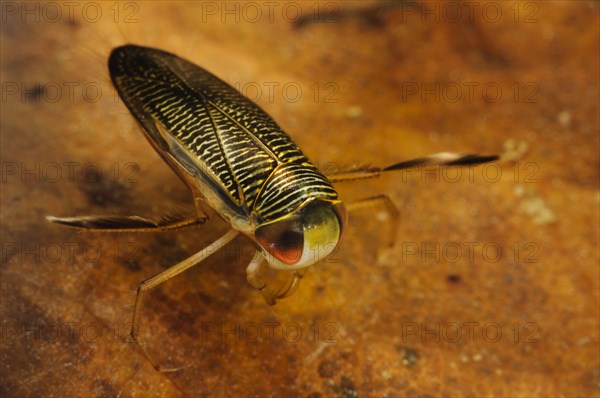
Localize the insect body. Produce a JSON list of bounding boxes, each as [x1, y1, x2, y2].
[[108, 45, 346, 270], [48, 45, 497, 370]]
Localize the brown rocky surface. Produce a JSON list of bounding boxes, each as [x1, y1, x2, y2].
[[1, 1, 598, 396]]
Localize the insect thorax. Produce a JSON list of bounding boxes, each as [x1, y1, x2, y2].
[[252, 162, 339, 223]]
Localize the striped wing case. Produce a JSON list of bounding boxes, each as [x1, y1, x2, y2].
[[108, 45, 338, 223]]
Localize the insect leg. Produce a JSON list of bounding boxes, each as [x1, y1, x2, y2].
[[46, 213, 207, 233], [273, 268, 308, 300], [246, 252, 308, 305], [346, 194, 400, 247], [329, 152, 498, 183], [246, 252, 276, 305], [130, 229, 239, 371]]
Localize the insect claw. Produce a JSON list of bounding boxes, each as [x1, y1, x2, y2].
[[255, 283, 277, 306], [261, 291, 277, 306], [274, 271, 305, 300]]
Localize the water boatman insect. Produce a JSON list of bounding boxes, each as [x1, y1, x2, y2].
[[48, 45, 498, 370]]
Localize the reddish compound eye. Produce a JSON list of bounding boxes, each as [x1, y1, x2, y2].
[[254, 200, 344, 270], [255, 217, 304, 265]]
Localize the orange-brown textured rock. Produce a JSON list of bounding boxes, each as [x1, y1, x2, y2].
[[1, 1, 598, 396]]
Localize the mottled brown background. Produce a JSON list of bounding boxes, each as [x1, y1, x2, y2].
[[1, 1, 598, 397]]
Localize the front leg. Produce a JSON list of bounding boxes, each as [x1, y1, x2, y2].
[[246, 251, 307, 305]]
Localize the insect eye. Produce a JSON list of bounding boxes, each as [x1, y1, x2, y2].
[[255, 217, 304, 266], [277, 229, 304, 255], [255, 200, 344, 270]]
